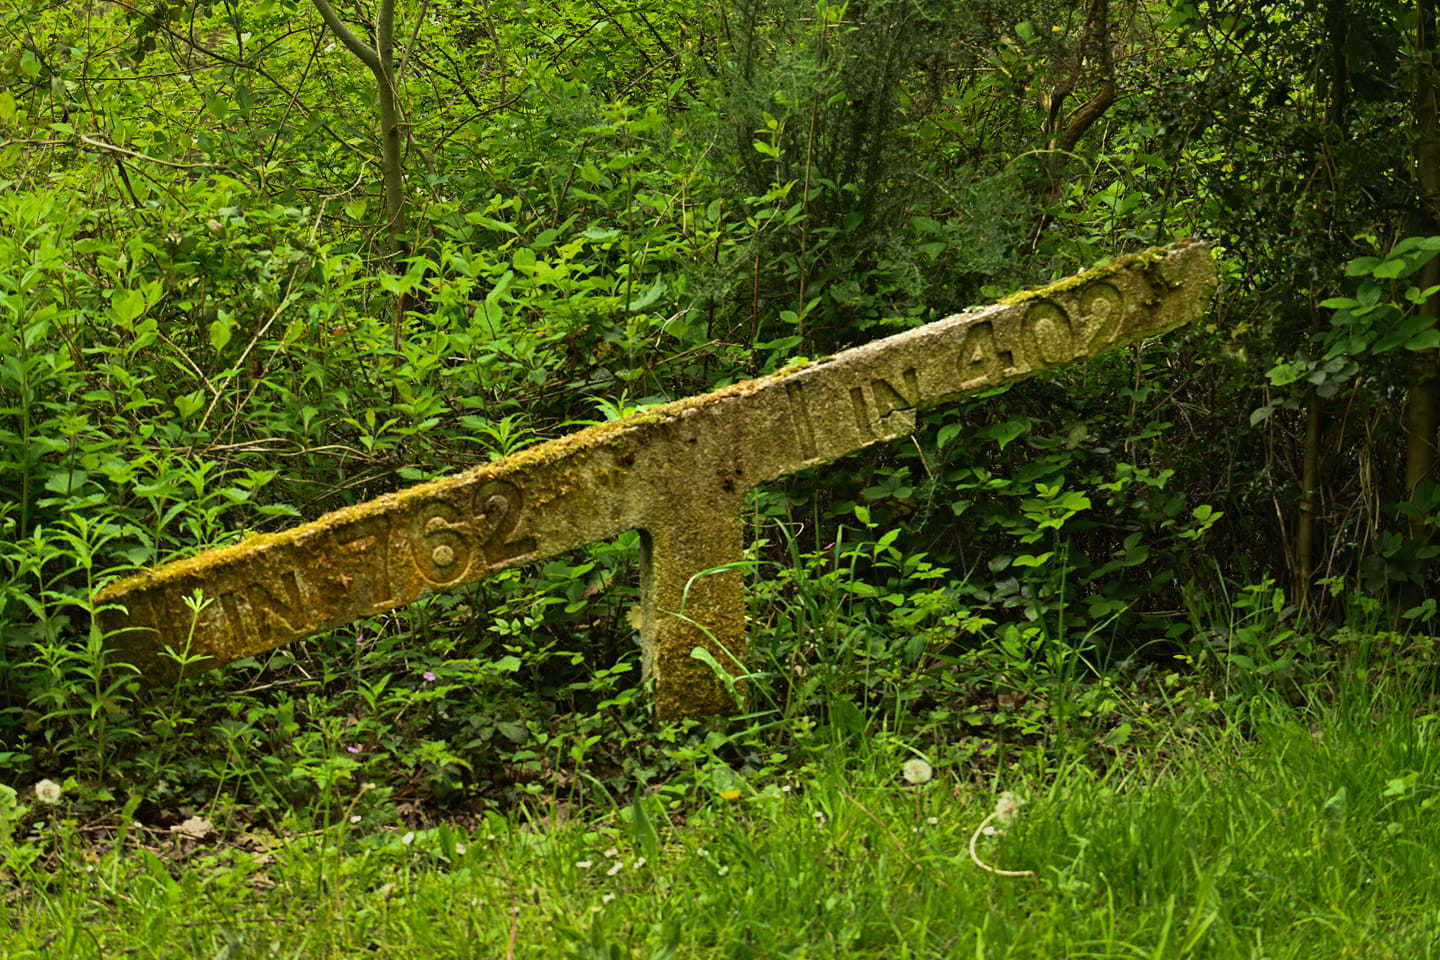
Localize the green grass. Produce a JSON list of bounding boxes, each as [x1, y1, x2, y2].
[[4, 677, 1438, 958]]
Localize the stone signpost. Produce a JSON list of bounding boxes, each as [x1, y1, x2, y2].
[[96, 241, 1217, 718]]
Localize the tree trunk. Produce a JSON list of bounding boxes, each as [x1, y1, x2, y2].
[[310, 0, 407, 258], [1297, 383, 1321, 607], [1410, 0, 1440, 515], [375, 0, 406, 258], [1026, 0, 1117, 254]]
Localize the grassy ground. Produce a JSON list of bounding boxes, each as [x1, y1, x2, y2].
[[3, 672, 1438, 959]]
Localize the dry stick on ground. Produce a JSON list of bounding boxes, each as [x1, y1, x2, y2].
[[968, 812, 1036, 879]]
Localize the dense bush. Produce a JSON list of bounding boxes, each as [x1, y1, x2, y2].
[[1, 0, 1437, 811]]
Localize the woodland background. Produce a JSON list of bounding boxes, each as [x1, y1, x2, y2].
[[3, 0, 1440, 807]]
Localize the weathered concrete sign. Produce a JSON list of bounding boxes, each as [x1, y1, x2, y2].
[[97, 241, 1216, 718]]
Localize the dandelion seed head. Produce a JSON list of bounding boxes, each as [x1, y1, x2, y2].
[[34, 780, 61, 805], [903, 759, 933, 785], [995, 791, 1022, 825]]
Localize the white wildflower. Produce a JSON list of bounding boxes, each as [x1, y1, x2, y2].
[[902, 759, 933, 785], [34, 780, 61, 805], [632, 857, 646, 869], [602, 892, 616, 903], [401, 831, 415, 845], [349, 815, 362, 824], [576, 860, 594, 869], [607, 861, 623, 876]]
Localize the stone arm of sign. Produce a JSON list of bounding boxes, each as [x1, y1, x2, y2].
[[95, 241, 1216, 718]]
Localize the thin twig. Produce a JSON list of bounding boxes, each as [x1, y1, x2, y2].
[[79, 134, 215, 170]]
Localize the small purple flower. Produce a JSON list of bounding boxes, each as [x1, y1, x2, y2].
[[423, 671, 437, 683], [346, 745, 361, 754]]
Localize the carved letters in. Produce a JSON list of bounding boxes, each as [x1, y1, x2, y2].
[[851, 368, 920, 437]]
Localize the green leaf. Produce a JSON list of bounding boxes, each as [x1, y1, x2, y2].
[[1344, 256, 1381, 277], [830, 697, 866, 735], [630, 793, 661, 863], [976, 418, 1028, 450], [583, 224, 621, 242], [43, 469, 88, 494], [936, 422, 962, 450], [624, 277, 666, 312], [174, 390, 204, 420], [378, 273, 416, 295], [1013, 552, 1053, 567], [1103, 722, 1132, 747], [19, 50, 40, 80], [109, 288, 147, 327], [1406, 329, 1440, 351], [209, 315, 234, 352], [0, 90, 15, 124], [463, 212, 519, 235]]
